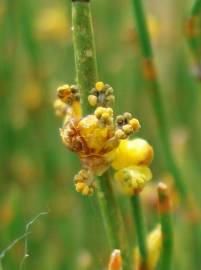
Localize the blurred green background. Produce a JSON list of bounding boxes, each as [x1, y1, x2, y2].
[[0, 0, 201, 269]]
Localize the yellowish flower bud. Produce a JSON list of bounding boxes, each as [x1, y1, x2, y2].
[[112, 139, 153, 170], [95, 81, 105, 91], [122, 124, 133, 135], [88, 95, 98, 106], [106, 107, 113, 116], [129, 118, 141, 132], [108, 249, 122, 270], [135, 225, 162, 270], [115, 129, 126, 139], [102, 112, 110, 120], [95, 107, 104, 118], [75, 182, 85, 193], [57, 84, 71, 103], [82, 185, 90, 196], [74, 169, 95, 196], [123, 112, 132, 120], [114, 166, 152, 196]]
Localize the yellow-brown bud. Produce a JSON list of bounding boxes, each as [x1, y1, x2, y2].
[[108, 249, 122, 270], [115, 129, 126, 139], [88, 95, 98, 107], [57, 84, 71, 102], [95, 81, 105, 91], [129, 118, 141, 132]]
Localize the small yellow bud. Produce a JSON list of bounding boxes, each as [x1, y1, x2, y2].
[[57, 84, 71, 102], [88, 95, 97, 107], [102, 112, 110, 120], [116, 115, 124, 125], [75, 182, 85, 192], [82, 185, 90, 196], [106, 95, 115, 104], [95, 107, 104, 118], [95, 81, 105, 91], [122, 124, 133, 134], [129, 118, 141, 131], [115, 129, 126, 139], [123, 112, 132, 120], [106, 107, 114, 116]]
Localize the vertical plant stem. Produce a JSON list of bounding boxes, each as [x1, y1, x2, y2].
[[72, 0, 98, 114], [131, 195, 148, 269], [185, 0, 201, 65], [157, 183, 173, 270], [72, 1, 132, 268], [191, 0, 201, 15], [131, 0, 188, 202], [96, 177, 119, 248]]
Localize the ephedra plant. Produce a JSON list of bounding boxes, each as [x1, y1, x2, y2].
[[53, 0, 201, 269]]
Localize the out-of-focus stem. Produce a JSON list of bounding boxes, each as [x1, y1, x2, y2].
[[131, 0, 188, 202], [157, 183, 173, 270], [185, 0, 201, 64], [72, 1, 132, 268], [191, 0, 201, 15], [131, 195, 148, 270]]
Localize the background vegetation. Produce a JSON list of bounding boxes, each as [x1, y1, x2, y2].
[[0, 0, 201, 269]]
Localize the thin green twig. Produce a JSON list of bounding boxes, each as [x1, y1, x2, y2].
[[72, 0, 98, 114], [20, 211, 49, 269], [191, 0, 201, 16], [157, 183, 173, 270], [185, 0, 201, 66], [131, 0, 188, 202]]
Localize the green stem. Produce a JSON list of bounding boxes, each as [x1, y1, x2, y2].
[[185, 0, 201, 64], [157, 183, 173, 270], [72, 0, 98, 114], [72, 1, 132, 269], [131, 195, 148, 269], [191, 0, 201, 16], [96, 175, 121, 249], [131, 0, 188, 202]]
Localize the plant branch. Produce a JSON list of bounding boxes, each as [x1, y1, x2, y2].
[[131, 0, 188, 202], [157, 183, 173, 270], [71, 1, 132, 268]]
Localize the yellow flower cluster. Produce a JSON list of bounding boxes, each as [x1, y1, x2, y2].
[[88, 82, 115, 107], [111, 138, 153, 195], [54, 81, 153, 196]]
